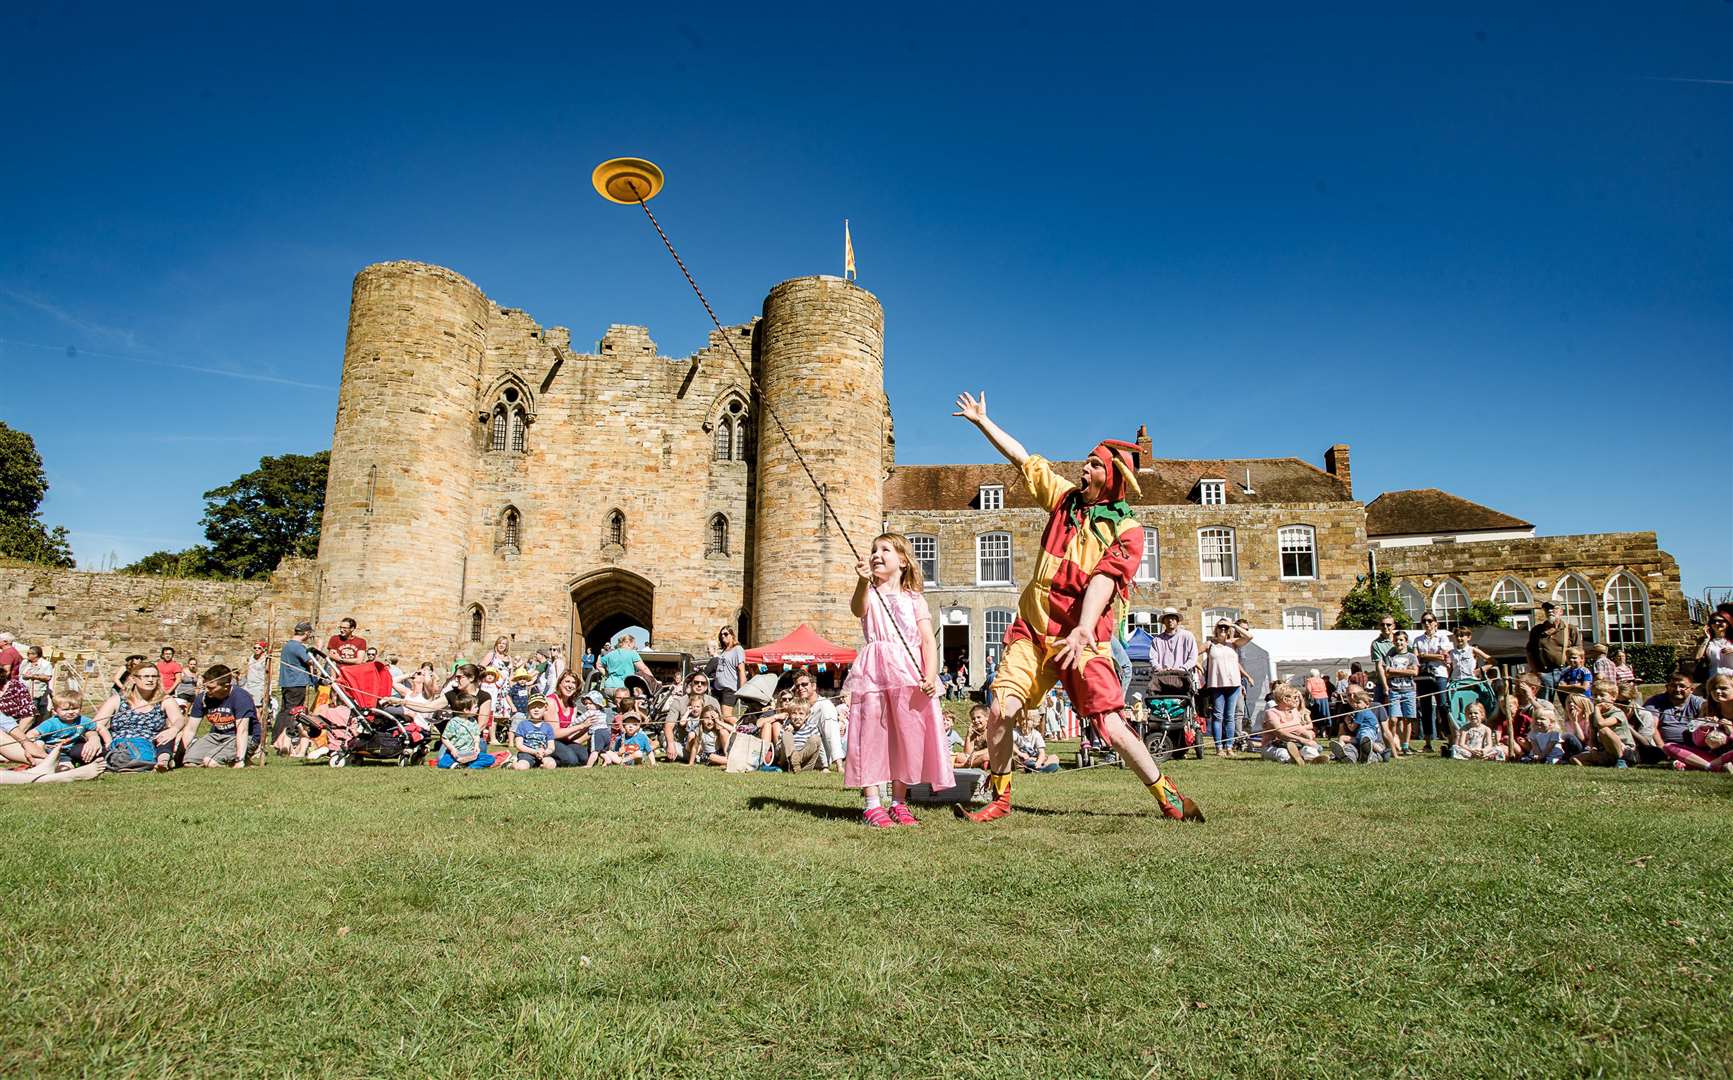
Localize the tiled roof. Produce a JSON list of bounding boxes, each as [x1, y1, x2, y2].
[[1364, 488, 1533, 537], [884, 457, 1352, 511]]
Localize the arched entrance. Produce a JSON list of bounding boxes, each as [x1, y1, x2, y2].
[[569, 568, 655, 657]]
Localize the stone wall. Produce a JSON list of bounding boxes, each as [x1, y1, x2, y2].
[[0, 557, 319, 672], [1376, 533, 1690, 644]]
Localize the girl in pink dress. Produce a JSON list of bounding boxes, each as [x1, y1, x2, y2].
[[844, 533, 954, 827]]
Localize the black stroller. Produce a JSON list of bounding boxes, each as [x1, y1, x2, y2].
[[304, 650, 435, 768]]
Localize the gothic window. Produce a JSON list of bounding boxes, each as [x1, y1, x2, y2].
[[713, 396, 749, 462], [714, 415, 734, 461], [490, 407, 508, 451], [707, 513, 729, 556], [1396, 582, 1426, 624], [467, 605, 485, 643], [510, 408, 527, 453], [1491, 577, 1533, 610], [1431, 579, 1469, 629], [1603, 572, 1650, 645], [496, 507, 521, 555], [1553, 574, 1598, 643], [607, 509, 626, 549]]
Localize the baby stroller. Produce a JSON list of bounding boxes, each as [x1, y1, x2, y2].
[[305, 650, 434, 768]]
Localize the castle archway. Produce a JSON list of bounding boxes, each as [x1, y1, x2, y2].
[[568, 568, 654, 658]]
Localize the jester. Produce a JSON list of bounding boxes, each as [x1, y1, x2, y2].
[[950, 391, 1204, 824]]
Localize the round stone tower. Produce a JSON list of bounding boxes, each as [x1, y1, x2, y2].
[[315, 262, 487, 660], [752, 276, 888, 647]]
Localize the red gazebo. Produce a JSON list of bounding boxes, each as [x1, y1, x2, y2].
[[744, 623, 857, 668]]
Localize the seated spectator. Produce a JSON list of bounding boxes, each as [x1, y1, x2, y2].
[[601, 709, 655, 766], [1649, 672, 1709, 769], [1452, 702, 1506, 761], [1557, 692, 1595, 759], [0, 745, 106, 784], [1344, 687, 1392, 763], [89, 663, 186, 772], [776, 693, 825, 772], [1570, 680, 1639, 768], [1258, 684, 1325, 765], [31, 692, 102, 766], [432, 692, 504, 769], [184, 665, 261, 769], [1556, 647, 1593, 699], [1611, 649, 1638, 700], [172, 656, 200, 705], [1520, 703, 1565, 764], [791, 674, 843, 771], [511, 696, 557, 770], [1013, 713, 1060, 772], [954, 704, 990, 769], [661, 671, 719, 764], [685, 705, 732, 767], [1664, 674, 1733, 772], [1588, 644, 1618, 691]]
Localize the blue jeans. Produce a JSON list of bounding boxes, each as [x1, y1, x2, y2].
[[1207, 687, 1241, 749]]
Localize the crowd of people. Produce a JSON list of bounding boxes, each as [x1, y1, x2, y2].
[[2, 596, 1731, 784]]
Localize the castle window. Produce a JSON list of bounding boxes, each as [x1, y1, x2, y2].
[[714, 415, 735, 461], [490, 408, 508, 452], [1278, 525, 1317, 580], [909, 534, 938, 586], [607, 509, 626, 549], [978, 485, 1004, 511], [496, 507, 521, 555], [467, 605, 485, 643], [707, 513, 729, 556], [1135, 529, 1159, 583], [1553, 574, 1598, 643], [1198, 527, 1236, 581], [713, 396, 749, 462], [1431, 579, 1469, 629], [510, 408, 527, 453], [1283, 607, 1323, 631], [732, 411, 747, 460], [984, 608, 1014, 664], [1603, 572, 1649, 645], [976, 532, 1012, 586], [1199, 479, 1226, 506]]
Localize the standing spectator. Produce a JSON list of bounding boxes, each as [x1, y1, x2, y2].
[[272, 621, 317, 756], [1377, 631, 1421, 755], [1556, 648, 1594, 699], [154, 646, 183, 700], [243, 641, 271, 708], [1587, 644, 1619, 690], [22, 645, 53, 724], [598, 633, 655, 692], [1303, 669, 1330, 724], [711, 627, 747, 720], [327, 618, 367, 666], [1611, 649, 1638, 699], [1369, 618, 1397, 702], [1411, 612, 1452, 754], [1201, 620, 1253, 756], [1525, 601, 1581, 699], [581, 648, 596, 680], [184, 665, 260, 769], [982, 653, 997, 708], [1150, 610, 1198, 680], [481, 636, 514, 681], [1692, 612, 1733, 682], [956, 660, 970, 698]]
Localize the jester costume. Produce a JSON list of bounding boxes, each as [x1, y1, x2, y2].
[[960, 439, 1203, 823]]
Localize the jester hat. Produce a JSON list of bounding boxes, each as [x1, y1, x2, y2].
[[1089, 439, 1144, 502]]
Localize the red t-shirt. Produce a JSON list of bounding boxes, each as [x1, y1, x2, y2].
[[0, 645, 20, 681], [327, 634, 368, 665], [156, 659, 183, 689]]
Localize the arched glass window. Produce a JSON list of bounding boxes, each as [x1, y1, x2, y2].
[[708, 513, 729, 555], [731, 411, 747, 460], [1198, 527, 1236, 581], [467, 605, 485, 643], [1553, 574, 1597, 643], [1491, 577, 1533, 609], [1603, 572, 1650, 645], [607, 510, 626, 548], [714, 415, 734, 461], [1431, 579, 1469, 629], [490, 408, 508, 451], [1396, 582, 1426, 625], [1277, 525, 1317, 580], [499, 508, 520, 554], [510, 408, 527, 453]]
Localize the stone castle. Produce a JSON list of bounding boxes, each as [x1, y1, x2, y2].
[[0, 261, 1692, 673]]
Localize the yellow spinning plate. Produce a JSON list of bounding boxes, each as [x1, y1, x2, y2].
[[592, 157, 665, 203]]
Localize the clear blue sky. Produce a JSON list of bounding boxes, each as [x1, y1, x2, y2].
[[2, 3, 1728, 601]]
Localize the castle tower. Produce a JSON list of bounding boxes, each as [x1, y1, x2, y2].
[[752, 276, 887, 647], [314, 262, 487, 660]]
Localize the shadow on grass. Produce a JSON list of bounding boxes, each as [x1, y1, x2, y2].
[[745, 795, 861, 821]]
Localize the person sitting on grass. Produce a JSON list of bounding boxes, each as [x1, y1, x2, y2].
[[954, 704, 991, 769], [433, 693, 505, 770], [602, 709, 655, 766], [1012, 712, 1061, 772], [1452, 702, 1505, 761], [1649, 672, 1709, 770], [1519, 702, 1565, 764], [1345, 686, 1392, 763], [511, 696, 557, 770], [776, 691, 825, 773], [1556, 647, 1594, 700], [1258, 684, 1326, 765], [1663, 674, 1733, 773], [1570, 680, 1639, 768], [579, 691, 614, 769], [31, 692, 102, 766], [661, 671, 719, 766], [89, 663, 186, 772], [0, 745, 107, 785], [685, 705, 732, 767], [184, 665, 260, 769]]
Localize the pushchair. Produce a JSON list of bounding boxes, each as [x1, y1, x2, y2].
[[305, 650, 435, 768]]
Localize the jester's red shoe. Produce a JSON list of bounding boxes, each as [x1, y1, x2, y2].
[[1148, 774, 1205, 823], [954, 794, 1011, 823]]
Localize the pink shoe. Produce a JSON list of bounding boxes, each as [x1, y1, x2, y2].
[[887, 803, 918, 826], [862, 806, 897, 828]]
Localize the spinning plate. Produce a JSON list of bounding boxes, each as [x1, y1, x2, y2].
[[592, 157, 665, 204]]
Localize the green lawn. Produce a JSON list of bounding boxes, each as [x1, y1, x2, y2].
[[2, 756, 1728, 1079]]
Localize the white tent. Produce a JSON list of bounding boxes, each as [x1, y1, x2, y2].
[[1238, 629, 1379, 723]]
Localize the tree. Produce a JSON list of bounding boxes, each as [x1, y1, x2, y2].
[[1334, 570, 1412, 631], [119, 546, 218, 578], [1458, 598, 1515, 629], [0, 421, 76, 568], [198, 451, 329, 579]]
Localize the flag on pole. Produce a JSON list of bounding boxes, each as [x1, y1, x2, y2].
[[844, 219, 856, 281]]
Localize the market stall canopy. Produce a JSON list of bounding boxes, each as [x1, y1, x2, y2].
[[744, 624, 857, 667], [1123, 628, 1155, 662]]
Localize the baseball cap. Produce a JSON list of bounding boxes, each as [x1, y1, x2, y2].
[[527, 694, 548, 708], [293, 620, 313, 633]]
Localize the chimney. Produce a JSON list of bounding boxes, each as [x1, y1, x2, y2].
[[1135, 424, 1151, 469], [1324, 443, 1351, 497]]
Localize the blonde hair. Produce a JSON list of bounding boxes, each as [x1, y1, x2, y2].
[[871, 532, 924, 592], [128, 662, 166, 705], [1272, 683, 1301, 706]]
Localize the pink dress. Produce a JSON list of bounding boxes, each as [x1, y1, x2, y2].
[[843, 588, 955, 790]]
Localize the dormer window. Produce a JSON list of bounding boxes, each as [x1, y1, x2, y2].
[[979, 484, 1004, 511], [1199, 479, 1226, 506]]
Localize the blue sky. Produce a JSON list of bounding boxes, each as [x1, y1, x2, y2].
[[2, 3, 1728, 600]]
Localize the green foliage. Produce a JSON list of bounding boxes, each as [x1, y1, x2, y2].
[[1623, 643, 1681, 684], [0, 421, 75, 568], [1458, 599, 1514, 629], [197, 450, 329, 579], [1334, 570, 1411, 631], [118, 546, 223, 579]]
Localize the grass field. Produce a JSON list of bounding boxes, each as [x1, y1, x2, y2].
[[2, 753, 1729, 1079]]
